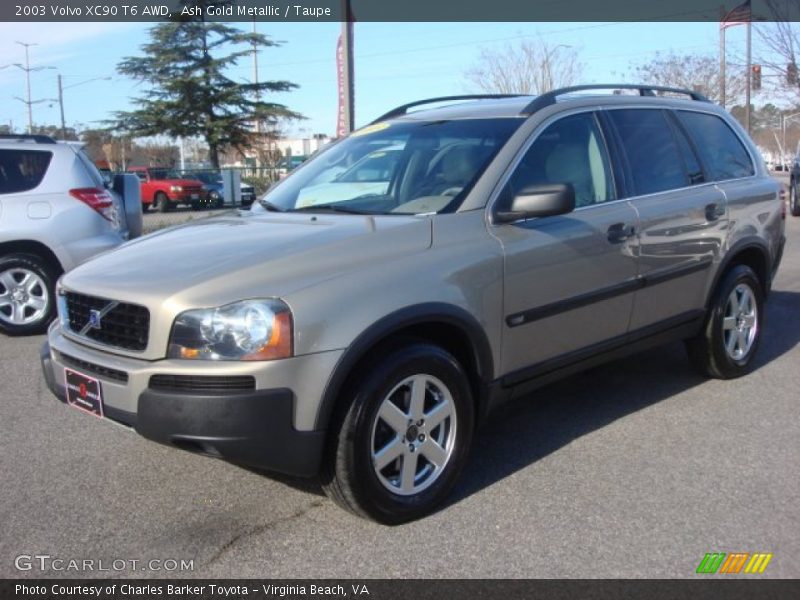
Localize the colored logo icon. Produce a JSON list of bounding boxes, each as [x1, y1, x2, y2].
[[697, 552, 773, 574]]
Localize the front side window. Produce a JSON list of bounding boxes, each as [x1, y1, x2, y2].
[[502, 112, 615, 208], [676, 111, 755, 181], [0, 150, 52, 194], [607, 109, 688, 196], [262, 118, 522, 215]]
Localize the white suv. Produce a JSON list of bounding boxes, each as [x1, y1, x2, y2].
[[0, 134, 142, 335]]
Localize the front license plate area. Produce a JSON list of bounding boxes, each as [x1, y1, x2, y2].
[[64, 368, 104, 418]]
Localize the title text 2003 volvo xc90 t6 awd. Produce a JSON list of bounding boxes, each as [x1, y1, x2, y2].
[[41, 85, 785, 523]]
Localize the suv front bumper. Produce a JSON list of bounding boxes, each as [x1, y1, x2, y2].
[[40, 330, 342, 477]]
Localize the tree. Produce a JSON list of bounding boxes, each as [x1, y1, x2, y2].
[[754, 0, 800, 99], [112, 0, 302, 168], [630, 52, 746, 104], [30, 124, 79, 141], [465, 38, 583, 95]]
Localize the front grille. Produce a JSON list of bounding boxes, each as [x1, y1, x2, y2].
[[149, 374, 256, 394], [57, 351, 129, 383], [64, 292, 149, 351]]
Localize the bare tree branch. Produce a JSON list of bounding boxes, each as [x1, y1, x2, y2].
[[629, 52, 746, 104], [465, 38, 583, 95]]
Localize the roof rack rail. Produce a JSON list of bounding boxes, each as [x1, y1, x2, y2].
[[0, 134, 57, 144], [522, 84, 711, 114], [370, 94, 525, 125]]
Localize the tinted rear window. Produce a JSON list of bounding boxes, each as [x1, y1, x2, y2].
[[676, 111, 755, 181], [607, 109, 687, 196], [0, 149, 52, 194]]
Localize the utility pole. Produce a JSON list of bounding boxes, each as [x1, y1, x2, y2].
[[11, 42, 55, 134], [55, 75, 111, 141], [17, 41, 37, 133], [745, 20, 752, 133], [720, 5, 726, 108], [341, 0, 355, 133], [57, 74, 66, 141]]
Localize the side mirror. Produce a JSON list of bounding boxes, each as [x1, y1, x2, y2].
[[495, 183, 576, 223]]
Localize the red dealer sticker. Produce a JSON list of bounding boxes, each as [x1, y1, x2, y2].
[[64, 368, 104, 418]]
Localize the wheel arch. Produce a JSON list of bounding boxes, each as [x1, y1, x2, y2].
[[708, 238, 771, 306], [314, 303, 495, 432], [0, 239, 64, 275]]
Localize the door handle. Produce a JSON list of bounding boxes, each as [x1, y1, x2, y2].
[[607, 222, 635, 243], [705, 202, 724, 221]]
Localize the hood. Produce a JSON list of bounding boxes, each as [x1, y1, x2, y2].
[[62, 210, 433, 309]]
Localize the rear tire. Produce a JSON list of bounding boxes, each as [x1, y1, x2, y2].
[[321, 342, 474, 524], [686, 265, 763, 379], [0, 253, 59, 336]]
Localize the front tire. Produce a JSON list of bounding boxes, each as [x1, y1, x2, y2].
[[0, 253, 58, 336], [791, 180, 800, 217], [322, 342, 474, 524], [154, 192, 173, 213], [686, 265, 764, 379]]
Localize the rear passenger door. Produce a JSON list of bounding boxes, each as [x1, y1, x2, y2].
[[603, 108, 727, 332], [492, 111, 640, 378]]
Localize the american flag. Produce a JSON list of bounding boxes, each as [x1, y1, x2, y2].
[[721, 0, 752, 29]]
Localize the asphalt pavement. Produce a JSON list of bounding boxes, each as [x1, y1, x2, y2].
[[1, 207, 798, 579]]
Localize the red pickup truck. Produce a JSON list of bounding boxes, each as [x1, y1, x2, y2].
[[126, 167, 206, 212]]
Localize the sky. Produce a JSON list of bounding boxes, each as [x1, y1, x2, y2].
[[0, 20, 767, 138]]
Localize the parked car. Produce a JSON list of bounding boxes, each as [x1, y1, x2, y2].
[[41, 85, 785, 523], [192, 171, 257, 208], [788, 154, 800, 216], [0, 134, 141, 335], [126, 166, 205, 212]]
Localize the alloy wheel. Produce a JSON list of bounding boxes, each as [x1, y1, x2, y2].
[[370, 374, 457, 496], [722, 283, 758, 360], [0, 268, 49, 326]]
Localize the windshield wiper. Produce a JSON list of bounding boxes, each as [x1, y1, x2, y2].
[[291, 203, 380, 215]]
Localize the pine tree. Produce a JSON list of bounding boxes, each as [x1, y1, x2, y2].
[[113, 2, 301, 168]]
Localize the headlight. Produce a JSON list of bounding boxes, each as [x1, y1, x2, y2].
[[168, 299, 292, 361], [170, 185, 183, 192]]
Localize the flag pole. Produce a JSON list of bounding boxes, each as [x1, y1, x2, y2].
[[720, 24, 726, 107], [745, 18, 752, 133]]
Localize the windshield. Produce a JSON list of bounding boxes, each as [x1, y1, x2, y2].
[[262, 118, 521, 215], [151, 169, 180, 180]]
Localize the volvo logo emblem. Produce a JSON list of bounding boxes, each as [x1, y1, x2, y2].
[[78, 301, 118, 336], [88, 309, 102, 329]]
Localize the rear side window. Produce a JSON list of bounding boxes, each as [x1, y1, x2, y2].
[[676, 111, 755, 181], [0, 149, 52, 194], [607, 109, 687, 196], [76, 148, 105, 188]]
